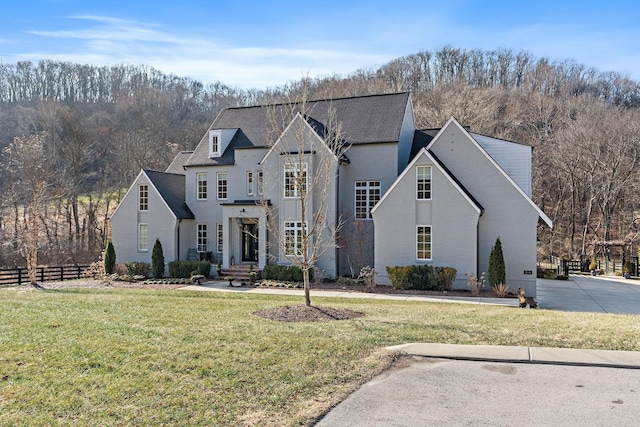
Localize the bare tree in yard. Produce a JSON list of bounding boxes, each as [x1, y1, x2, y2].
[[338, 207, 373, 279], [3, 133, 51, 285], [261, 85, 349, 306]]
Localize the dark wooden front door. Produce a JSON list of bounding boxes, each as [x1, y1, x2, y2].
[[242, 223, 258, 262]]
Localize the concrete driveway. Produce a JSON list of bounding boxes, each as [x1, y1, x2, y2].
[[316, 278, 640, 426], [537, 275, 640, 314]]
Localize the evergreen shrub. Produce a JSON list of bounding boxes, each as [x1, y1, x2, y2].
[[104, 241, 116, 275], [261, 264, 312, 282], [168, 261, 211, 278], [386, 265, 457, 291], [488, 237, 505, 287], [151, 239, 165, 278]]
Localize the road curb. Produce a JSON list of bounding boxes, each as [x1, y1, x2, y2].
[[386, 343, 640, 369]]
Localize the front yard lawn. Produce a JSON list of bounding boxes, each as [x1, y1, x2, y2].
[[1, 288, 638, 425]]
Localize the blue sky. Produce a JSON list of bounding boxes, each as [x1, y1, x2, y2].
[[1, 0, 639, 90]]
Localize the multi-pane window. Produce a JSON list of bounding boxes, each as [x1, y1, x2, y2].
[[197, 173, 208, 200], [284, 221, 304, 256], [217, 172, 228, 200], [209, 131, 220, 157], [247, 171, 254, 196], [138, 223, 148, 251], [284, 163, 307, 198], [417, 166, 432, 200], [197, 224, 208, 253], [417, 225, 432, 260], [355, 181, 381, 219], [217, 223, 223, 253], [257, 170, 264, 195], [139, 184, 148, 211]]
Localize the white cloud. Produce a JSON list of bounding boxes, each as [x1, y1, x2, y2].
[[18, 15, 392, 89]]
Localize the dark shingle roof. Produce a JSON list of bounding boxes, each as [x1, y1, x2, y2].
[[165, 151, 193, 174], [185, 93, 410, 167], [144, 170, 195, 219]]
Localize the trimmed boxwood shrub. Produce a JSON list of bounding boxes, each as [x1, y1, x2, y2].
[[261, 264, 313, 282], [125, 262, 150, 277], [168, 260, 211, 278], [385, 266, 411, 289], [386, 265, 457, 291]]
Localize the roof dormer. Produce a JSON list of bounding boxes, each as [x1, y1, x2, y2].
[[209, 128, 238, 158]]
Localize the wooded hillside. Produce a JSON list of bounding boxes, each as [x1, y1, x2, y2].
[[1, 47, 639, 267]]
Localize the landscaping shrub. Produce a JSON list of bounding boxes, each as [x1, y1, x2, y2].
[[125, 262, 150, 277], [386, 265, 457, 291], [151, 239, 165, 278], [488, 237, 505, 287], [440, 267, 457, 291], [104, 241, 116, 275], [406, 265, 436, 290], [386, 266, 411, 289], [168, 260, 211, 278], [337, 276, 362, 286], [261, 264, 312, 282]]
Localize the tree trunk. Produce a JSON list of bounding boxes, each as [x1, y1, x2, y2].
[[303, 267, 311, 307]]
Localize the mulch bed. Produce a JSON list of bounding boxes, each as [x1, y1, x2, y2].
[[252, 305, 366, 322]]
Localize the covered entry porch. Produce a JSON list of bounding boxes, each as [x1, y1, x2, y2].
[[220, 201, 269, 269]]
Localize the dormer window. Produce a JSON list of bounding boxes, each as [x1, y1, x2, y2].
[[209, 130, 221, 157], [208, 128, 237, 159]]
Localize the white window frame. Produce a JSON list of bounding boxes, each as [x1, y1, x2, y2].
[[247, 171, 254, 196], [354, 180, 381, 220], [209, 130, 221, 157], [257, 170, 264, 195], [197, 223, 208, 253], [197, 172, 208, 200], [284, 221, 305, 256], [284, 163, 307, 198], [416, 225, 432, 261], [217, 172, 228, 200], [138, 223, 149, 251], [139, 184, 148, 211], [217, 223, 223, 253], [416, 165, 432, 200]]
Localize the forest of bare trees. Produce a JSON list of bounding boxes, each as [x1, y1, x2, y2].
[[1, 47, 640, 267]]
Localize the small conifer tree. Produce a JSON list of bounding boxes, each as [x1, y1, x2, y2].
[[488, 237, 505, 287], [104, 241, 116, 275], [151, 238, 165, 278]]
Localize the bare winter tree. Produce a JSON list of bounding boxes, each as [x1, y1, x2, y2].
[[3, 132, 51, 285], [261, 84, 350, 306], [338, 206, 373, 279]]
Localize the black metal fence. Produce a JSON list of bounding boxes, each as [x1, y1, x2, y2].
[[0, 265, 89, 286]]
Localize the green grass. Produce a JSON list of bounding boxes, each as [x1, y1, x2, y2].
[[1, 288, 638, 426]]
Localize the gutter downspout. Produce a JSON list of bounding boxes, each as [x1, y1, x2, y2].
[[177, 219, 182, 261]]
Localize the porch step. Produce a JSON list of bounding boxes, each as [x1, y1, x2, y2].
[[220, 264, 261, 281]]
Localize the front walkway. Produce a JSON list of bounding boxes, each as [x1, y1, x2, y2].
[[181, 275, 640, 314], [179, 281, 520, 307], [537, 274, 640, 314]]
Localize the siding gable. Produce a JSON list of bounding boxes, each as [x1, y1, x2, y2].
[[427, 117, 551, 227], [373, 148, 481, 216]]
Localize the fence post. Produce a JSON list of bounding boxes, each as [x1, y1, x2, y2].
[[40, 267, 44, 283], [18, 268, 22, 285]]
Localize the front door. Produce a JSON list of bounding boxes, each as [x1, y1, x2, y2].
[[242, 223, 258, 263]]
